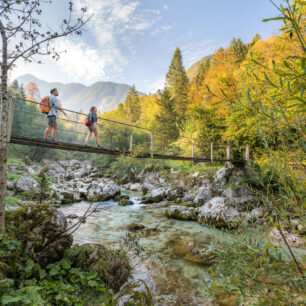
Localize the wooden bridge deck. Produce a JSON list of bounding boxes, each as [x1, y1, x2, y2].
[[9, 136, 245, 163]]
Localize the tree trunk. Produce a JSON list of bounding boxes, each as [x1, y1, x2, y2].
[[0, 20, 8, 232]]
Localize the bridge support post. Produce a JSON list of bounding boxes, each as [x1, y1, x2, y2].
[[192, 143, 194, 158], [210, 142, 213, 162], [151, 131, 154, 159], [226, 145, 232, 167], [7, 96, 16, 142], [130, 133, 133, 151], [245, 145, 250, 161]]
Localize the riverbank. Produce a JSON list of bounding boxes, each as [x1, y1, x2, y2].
[[4, 157, 306, 305]]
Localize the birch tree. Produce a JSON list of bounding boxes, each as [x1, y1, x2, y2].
[[0, 0, 91, 231]]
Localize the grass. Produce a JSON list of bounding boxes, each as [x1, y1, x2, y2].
[[6, 173, 23, 183]]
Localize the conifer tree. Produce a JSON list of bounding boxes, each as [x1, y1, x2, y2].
[[154, 88, 179, 149], [250, 33, 261, 46], [125, 85, 141, 123], [196, 58, 211, 87], [166, 47, 189, 126], [230, 37, 248, 60]]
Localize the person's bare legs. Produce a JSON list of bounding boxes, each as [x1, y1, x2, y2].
[[93, 130, 100, 146], [51, 125, 58, 140], [44, 126, 52, 140], [85, 131, 92, 145]]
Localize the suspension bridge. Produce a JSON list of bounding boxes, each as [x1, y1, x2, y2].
[[6, 95, 250, 164]]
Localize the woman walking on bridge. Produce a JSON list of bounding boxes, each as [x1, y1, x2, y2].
[[84, 106, 104, 148]]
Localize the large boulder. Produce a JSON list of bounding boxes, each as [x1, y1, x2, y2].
[[87, 179, 120, 202], [197, 197, 240, 228], [64, 244, 131, 291], [194, 184, 214, 206], [5, 203, 73, 266], [166, 205, 197, 221], [15, 175, 39, 194], [143, 187, 168, 203]]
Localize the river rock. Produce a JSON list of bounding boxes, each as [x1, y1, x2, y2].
[[194, 184, 214, 207], [66, 214, 78, 219], [197, 197, 240, 228], [166, 205, 197, 221], [15, 175, 39, 194], [6, 181, 15, 191], [129, 183, 142, 191], [269, 228, 305, 248], [143, 187, 168, 203], [222, 187, 238, 198], [127, 223, 145, 231], [184, 246, 217, 266], [119, 199, 134, 206], [25, 165, 42, 175], [87, 179, 120, 202]]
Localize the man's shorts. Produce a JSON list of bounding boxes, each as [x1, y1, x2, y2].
[[47, 115, 57, 127]]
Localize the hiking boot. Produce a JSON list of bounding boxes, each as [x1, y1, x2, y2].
[[97, 145, 105, 149], [51, 138, 55, 142]]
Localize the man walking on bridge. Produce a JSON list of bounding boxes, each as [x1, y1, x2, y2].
[[44, 88, 66, 141]]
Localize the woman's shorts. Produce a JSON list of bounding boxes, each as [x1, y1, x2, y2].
[[47, 115, 57, 127], [88, 122, 97, 133]]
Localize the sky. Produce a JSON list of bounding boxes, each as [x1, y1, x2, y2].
[[9, 0, 283, 94]]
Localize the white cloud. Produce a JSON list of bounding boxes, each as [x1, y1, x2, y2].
[[163, 5, 169, 10], [151, 24, 173, 36], [147, 75, 165, 93]]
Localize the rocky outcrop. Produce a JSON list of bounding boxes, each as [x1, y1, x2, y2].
[[5, 203, 73, 266], [197, 197, 240, 228], [166, 205, 197, 221]]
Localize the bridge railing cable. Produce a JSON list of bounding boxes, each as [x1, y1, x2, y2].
[[7, 94, 250, 161]]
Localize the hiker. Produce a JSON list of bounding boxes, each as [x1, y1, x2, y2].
[[84, 106, 103, 148], [44, 88, 66, 141]]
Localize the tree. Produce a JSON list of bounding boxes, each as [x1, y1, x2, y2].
[[0, 1, 90, 231], [250, 33, 261, 46], [230, 37, 248, 60], [125, 85, 141, 123], [25, 82, 40, 101], [154, 88, 179, 149], [166, 47, 189, 127], [10, 79, 18, 90]]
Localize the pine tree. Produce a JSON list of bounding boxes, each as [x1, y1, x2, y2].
[[11, 79, 19, 90], [250, 33, 261, 46], [154, 88, 179, 149], [166, 47, 189, 126], [125, 85, 141, 123], [230, 37, 248, 60]]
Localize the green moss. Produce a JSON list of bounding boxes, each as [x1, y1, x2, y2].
[[119, 198, 133, 206], [5, 196, 19, 208]]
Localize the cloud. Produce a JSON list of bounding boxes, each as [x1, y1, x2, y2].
[[53, 38, 126, 83], [72, 0, 161, 80], [163, 5, 168, 10], [147, 75, 165, 93], [151, 24, 173, 36]]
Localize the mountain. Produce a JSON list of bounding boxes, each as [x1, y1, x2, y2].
[[187, 54, 213, 79], [15, 74, 133, 113]]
